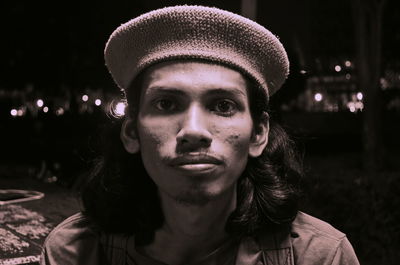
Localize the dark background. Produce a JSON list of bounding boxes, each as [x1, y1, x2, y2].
[[1, 0, 399, 88], [1, 1, 399, 264]]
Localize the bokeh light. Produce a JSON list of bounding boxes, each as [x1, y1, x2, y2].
[[95, 99, 102, 106], [348, 103, 356, 112], [314, 93, 323, 102], [56, 108, 64, 116], [82, 95, 89, 102], [355, 101, 364, 110], [114, 102, 126, 116], [334, 65, 342, 72], [36, 99, 44, 107]]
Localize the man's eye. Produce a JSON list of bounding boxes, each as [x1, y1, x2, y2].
[[213, 99, 237, 115], [155, 99, 176, 111]]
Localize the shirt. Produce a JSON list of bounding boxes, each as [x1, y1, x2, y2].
[[40, 211, 360, 265]]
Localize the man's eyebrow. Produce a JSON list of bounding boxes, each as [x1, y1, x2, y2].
[[206, 88, 247, 98], [145, 86, 186, 96]]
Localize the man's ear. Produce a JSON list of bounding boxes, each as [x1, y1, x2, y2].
[[249, 112, 269, 158], [120, 116, 140, 154]]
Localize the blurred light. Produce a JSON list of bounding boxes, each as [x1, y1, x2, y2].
[[82, 95, 89, 102], [380, 77, 389, 90], [345, 60, 352, 67], [10, 109, 17, 116], [17, 110, 24, 116], [347, 102, 357, 112], [36, 99, 44, 107], [95, 99, 102, 106], [56, 107, 64, 116], [334, 65, 342, 72], [345, 73, 351, 80], [114, 102, 126, 116], [356, 92, 363, 101], [44, 176, 58, 183], [300, 70, 307, 75], [43, 106, 49, 113], [314, 93, 323, 102], [355, 101, 364, 110]]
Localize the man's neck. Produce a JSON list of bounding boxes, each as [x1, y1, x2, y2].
[[139, 185, 237, 265]]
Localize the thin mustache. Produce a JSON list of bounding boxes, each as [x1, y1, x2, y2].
[[167, 154, 224, 166]]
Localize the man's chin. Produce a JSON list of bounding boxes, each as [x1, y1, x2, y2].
[[173, 190, 216, 206]]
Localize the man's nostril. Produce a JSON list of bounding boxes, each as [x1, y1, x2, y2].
[[200, 138, 209, 143], [176, 131, 212, 151]]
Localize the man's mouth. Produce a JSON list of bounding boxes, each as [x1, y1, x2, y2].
[[168, 155, 223, 171]]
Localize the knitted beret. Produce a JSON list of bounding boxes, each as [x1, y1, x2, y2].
[[104, 5, 289, 98]]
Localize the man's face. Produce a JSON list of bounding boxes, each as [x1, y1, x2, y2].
[[125, 61, 267, 205]]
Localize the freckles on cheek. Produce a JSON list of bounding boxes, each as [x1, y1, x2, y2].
[[221, 127, 251, 152]]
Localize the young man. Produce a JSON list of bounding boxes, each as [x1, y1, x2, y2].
[[41, 5, 360, 265]]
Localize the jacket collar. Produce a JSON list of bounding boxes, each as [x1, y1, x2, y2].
[[235, 227, 294, 265]]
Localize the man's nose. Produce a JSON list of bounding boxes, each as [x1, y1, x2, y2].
[[176, 105, 212, 149]]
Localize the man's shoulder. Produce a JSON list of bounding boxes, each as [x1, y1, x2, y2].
[[44, 212, 97, 245], [290, 212, 359, 265], [292, 211, 346, 242], [41, 212, 102, 265]]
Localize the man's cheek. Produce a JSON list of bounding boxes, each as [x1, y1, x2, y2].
[[222, 128, 251, 151], [139, 121, 169, 146]]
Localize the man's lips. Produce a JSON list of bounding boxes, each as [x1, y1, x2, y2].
[[168, 155, 223, 167]]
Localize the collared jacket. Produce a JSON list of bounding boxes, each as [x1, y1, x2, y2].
[[40, 211, 360, 265]]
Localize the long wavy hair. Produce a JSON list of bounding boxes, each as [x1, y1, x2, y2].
[[81, 68, 304, 244]]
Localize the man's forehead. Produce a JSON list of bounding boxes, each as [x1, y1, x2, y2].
[[143, 86, 248, 100], [140, 60, 249, 96]]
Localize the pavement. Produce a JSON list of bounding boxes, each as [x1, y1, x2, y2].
[[0, 165, 80, 264]]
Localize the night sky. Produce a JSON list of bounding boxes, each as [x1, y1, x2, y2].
[[1, 0, 399, 93]]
